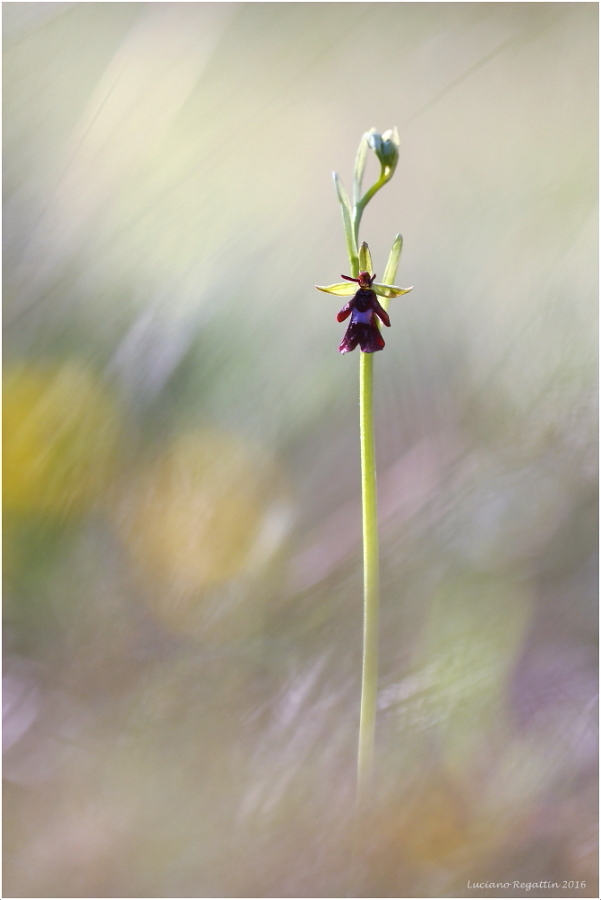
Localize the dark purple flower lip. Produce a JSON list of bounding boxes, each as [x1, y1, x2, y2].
[[339, 321, 385, 354], [335, 278, 391, 354]]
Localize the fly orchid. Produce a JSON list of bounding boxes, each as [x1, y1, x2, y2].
[[316, 242, 412, 353], [316, 129, 413, 805], [336, 271, 390, 354]]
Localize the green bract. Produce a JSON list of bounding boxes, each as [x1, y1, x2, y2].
[[383, 234, 403, 286], [353, 129, 372, 205], [333, 172, 357, 273]]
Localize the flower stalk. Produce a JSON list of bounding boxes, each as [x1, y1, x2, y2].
[[357, 341, 379, 801]]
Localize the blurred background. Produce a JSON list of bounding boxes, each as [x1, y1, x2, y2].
[[3, 3, 597, 897]]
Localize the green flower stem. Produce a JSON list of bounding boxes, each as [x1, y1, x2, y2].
[[357, 348, 379, 804], [350, 196, 385, 807], [355, 234, 405, 803], [352, 168, 389, 248]]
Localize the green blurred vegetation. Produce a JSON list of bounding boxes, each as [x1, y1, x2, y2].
[[3, 3, 597, 897]]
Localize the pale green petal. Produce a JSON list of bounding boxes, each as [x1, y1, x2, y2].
[[372, 282, 413, 298], [315, 282, 357, 296]]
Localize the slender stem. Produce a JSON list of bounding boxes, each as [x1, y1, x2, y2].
[[357, 349, 379, 804], [352, 168, 390, 247]]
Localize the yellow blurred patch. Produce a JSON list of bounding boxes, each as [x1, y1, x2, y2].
[[3, 362, 120, 520], [113, 430, 282, 612], [395, 779, 471, 864], [368, 771, 512, 886]]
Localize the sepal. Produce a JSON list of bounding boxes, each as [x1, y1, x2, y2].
[[315, 282, 357, 296], [358, 241, 374, 276]]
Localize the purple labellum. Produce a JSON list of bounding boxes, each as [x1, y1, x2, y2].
[[336, 271, 391, 354]]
